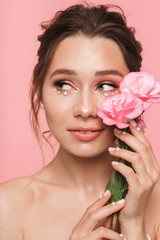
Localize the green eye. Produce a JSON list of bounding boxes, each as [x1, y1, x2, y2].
[[97, 82, 118, 92]]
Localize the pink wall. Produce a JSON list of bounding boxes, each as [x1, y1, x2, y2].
[[1, 0, 160, 182]]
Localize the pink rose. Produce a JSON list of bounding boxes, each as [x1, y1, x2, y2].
[[119, 72, 160, 109], [97, 92, 144, 129]]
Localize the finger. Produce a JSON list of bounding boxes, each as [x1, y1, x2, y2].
[[81, 199, 125, 234], [104, 213, 118, 230], [114, 128, 149, 158], [80, 190, 111, 223], [112, 213, 118, 231], [108, 147, 148, 179], [111, 161, 139, 191], [104, 215, 111, 228], [81, 227, 122, 240], [73, 190, 111, 235], [114, 127, 160, 180], [129, 120, 160, 172], [109, 148, 158, 196]]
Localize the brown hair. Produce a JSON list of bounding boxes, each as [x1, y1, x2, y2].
[[30, 3, 142, 144]]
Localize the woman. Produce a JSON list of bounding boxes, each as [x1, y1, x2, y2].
[[0, 3, 159, 240]]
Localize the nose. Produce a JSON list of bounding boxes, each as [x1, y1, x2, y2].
[[73, 90, 98, 119]]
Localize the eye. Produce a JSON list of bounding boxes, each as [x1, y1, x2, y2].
[[97, 82, 118, 92], [53, 80, 74, 91]]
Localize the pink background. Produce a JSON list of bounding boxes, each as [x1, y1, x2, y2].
[[1, 0, 160, 183]]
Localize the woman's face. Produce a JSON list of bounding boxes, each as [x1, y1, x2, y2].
[[42, 35, 129, 158]]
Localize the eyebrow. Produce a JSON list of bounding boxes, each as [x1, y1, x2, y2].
[[49, 69, 75, 78], [49, 68, 124, 78], [95, 70, 124, 77]]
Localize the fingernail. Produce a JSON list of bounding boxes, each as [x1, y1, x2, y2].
[[111, 202, 115, 205], [114, 128, 122, 134], [116, 147, 120, 151], [108, 147, 116, 152], [137, 127, 141, 131], [130, 119, 137, 127], [116, 199, 125, 204], [122, 131, 126, 135], [123, 238, 127, 240], [111, 161, 118, 166], [98, 194, 103, 199], [120, 233, 123, 237], [103, 190, 110, 197]]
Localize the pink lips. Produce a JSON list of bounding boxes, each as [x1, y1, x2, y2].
[[68, 127, 104, 141]]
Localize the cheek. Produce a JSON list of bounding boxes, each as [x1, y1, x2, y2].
[[44, 104, 66, 125], [43, 94, 73, 126]]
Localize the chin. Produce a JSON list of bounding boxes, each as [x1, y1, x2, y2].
[[74, 152, 107, 159], [66, 144, 109, 159]]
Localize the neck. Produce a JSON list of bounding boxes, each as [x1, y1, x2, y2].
[[49, 146, 115, 195]]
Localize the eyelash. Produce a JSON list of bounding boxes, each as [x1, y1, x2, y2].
[[53, 80, 73, 91], [52, 80, 118, 95], [97, 82, 118, 92]]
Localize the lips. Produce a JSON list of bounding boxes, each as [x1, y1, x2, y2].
[[75, 130, 97, 133], [68, 127, 104, 141]]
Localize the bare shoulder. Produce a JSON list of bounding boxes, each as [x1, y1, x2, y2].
[[0, 176, 36, 203], [145, 177, 160, 238], [0, 176, 35, 239]]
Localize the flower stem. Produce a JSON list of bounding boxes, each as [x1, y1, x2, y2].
[[105, 126, 134, 231], [110, 214, 114, 230]]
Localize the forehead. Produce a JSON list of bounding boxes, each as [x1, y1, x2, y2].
[[47, 35, 129, 76]]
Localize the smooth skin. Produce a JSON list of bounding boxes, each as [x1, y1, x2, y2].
[[0, 35, 160, 240]]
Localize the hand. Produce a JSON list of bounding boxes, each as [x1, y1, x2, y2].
[[70, 190, 125, 240], [108, 120, 160, 237]]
